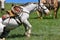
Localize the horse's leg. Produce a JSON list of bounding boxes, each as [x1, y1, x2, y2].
[[0, 18, 3, 23], [0, 18, 7, 40], [21, 13, 32, 37], [23, 19, 32, 37], [1, 1, 5, 10], [0, 0, 5, 14], [36, 10, 43, 19], [0, 27, 10, 40], [0, 23, 6, 40], [36, 10, 40, 17], [54, 7, 58, 18], [53, 0, 58, 18], [0, 1, 1, 13]]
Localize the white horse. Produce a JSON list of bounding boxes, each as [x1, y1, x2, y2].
[[0, 2, 49, 40]]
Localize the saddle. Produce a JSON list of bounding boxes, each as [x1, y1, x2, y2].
[[7, 10, 16, 17], [7, 10, 22, 25], [2, 10, 22, 25]]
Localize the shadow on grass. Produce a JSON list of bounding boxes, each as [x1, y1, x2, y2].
[[43, 17, 53, 19], [30, 17, 39, 19], [7, 33, 43, 38], [31, 33, 44, 37], [7, 33, 55, 38], [7, 34, 25, 38], [30, 17, 53, 19]]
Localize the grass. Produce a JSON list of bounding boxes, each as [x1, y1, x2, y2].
[[0, 3, 60, 40]]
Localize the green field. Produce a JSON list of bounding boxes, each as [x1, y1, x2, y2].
[[0, 3, 60, 40]]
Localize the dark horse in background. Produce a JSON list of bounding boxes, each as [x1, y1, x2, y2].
[[37, 0, 60, 19]]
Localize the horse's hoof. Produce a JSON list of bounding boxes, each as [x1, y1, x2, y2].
[[0, 38, 5, 40], [39, 17, 43, 19], [0, 39, 2, 40], [2, 38, 5, 40], [24, 32, 31, 38], [26, 34, 30, 38]]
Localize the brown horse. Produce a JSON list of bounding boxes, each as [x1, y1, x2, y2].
[[37, 0, 59, 19]]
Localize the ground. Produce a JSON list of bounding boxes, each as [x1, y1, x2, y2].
[[0, 3, 60, 40]]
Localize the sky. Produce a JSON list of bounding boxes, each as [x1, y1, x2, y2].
[[6, 0, 38, 3]]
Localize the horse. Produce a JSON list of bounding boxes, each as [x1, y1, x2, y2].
[[37, 0, 59, 19], [0, 2, 49, 40]]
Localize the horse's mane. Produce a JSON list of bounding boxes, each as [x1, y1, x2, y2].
[[21, 2, 34, 7]]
